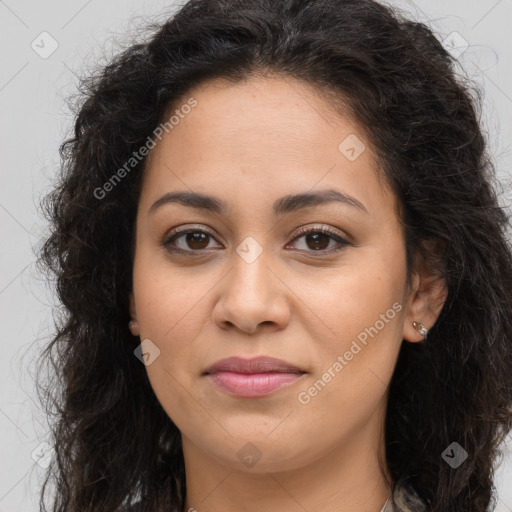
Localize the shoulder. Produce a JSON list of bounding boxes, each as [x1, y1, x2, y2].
[[383, 483, 427, 512]]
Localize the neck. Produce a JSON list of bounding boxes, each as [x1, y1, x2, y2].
[[181, 402, 392, 512]]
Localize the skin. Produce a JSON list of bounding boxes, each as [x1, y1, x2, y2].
[[128, 74, 447, 512]]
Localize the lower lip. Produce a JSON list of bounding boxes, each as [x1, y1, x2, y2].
[[207, 371, 304, 397]]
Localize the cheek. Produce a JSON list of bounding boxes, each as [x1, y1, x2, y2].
[[308, 250, 405, 354], [131, 247, 224, 402], [132, 241, 214, 338], [293, 267, 405, 442], [131, 253, 210, 427], [295, 241, 407, 421]]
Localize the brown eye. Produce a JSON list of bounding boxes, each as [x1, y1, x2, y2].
[[303, 232, 331, 251], [287, 226, 350, 255], [182, 232, 210, 250], [162, 228, 222, 253]]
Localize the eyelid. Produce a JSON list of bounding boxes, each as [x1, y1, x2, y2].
[[291, 223, 349, 242]]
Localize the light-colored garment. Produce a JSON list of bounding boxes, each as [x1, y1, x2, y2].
[[380, 484, 427, 512]]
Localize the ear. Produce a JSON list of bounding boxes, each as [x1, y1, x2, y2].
[[128, 292, 140, 336], [402, 243, 448, 343]]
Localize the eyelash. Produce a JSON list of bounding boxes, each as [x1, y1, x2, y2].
[[161, 224, 351, 256]]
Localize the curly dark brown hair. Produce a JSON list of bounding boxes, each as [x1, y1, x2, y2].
[[37, 0, 512, 511]]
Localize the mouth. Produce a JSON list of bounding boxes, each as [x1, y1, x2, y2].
[[204, 356, 306, 398]]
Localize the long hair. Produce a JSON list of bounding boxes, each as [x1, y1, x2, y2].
[[38, 1, 512, 511]]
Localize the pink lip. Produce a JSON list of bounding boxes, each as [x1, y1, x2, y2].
[[205, 356, 306, 398]]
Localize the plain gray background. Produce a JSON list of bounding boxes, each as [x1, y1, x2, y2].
[[1, 0, 511, 511]]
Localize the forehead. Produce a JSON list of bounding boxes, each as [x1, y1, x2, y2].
[[139, 74, 397, 220]]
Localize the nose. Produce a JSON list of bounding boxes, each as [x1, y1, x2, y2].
[[212, 247, 291, 335]]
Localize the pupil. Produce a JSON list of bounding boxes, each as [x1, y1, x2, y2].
[[307, 233, 329, 250], [187, 232, 208, 249]]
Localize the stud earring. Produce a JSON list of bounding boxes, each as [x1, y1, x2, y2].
[[412, 321, 428, 339], [129, 320, 139, 335]]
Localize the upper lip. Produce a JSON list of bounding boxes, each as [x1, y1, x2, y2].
[[205, 356, 305, 375]]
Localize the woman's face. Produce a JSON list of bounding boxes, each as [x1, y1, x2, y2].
[[129, 74, 439, 474]]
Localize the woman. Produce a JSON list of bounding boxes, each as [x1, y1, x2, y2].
[[38, 0, 512, 511]]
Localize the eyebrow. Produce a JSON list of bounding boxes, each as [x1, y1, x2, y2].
[[148, 188, 368, 216]]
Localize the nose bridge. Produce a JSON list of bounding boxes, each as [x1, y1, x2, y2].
[[230, 235, 274, 298], [213, 235, 290, 333]]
